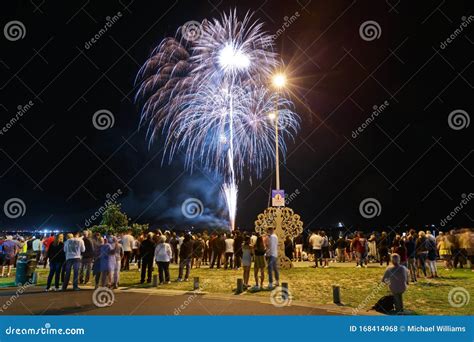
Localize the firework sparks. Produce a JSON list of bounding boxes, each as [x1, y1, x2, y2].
[[136, 10, 300, 230]]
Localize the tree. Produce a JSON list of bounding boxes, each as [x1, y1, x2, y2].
[[131, 223, 149, 237], [90, 224, 112, 236], [100, 203, 129, 231]]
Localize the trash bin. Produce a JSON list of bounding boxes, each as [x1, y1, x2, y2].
[[15, 253, 37, 286]]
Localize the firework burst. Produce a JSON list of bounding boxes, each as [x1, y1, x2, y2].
[[136, 10, 300, 230]]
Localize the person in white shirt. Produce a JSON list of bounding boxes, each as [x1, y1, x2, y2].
[[32, 236, 42, 262], [265, 227, 279, 288], [120, 230, 134, 271], [155, 236, 173, 284], [309, 230, 323, 268], [62, 232, 85, 291], [224, 234, 234, 270]]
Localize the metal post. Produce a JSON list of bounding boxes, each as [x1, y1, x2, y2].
[[236, 278, 244, 294], [282, 282, 289, 300], [152, 274, 158, 287], [333, 285, 341, 304], [193, 277, 200, 291]]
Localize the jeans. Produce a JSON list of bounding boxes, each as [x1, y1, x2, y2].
[[141, 258, 154, 282], [46, 261, 63, 289], [417, 253, 427, 276], [63, 258, 81, 290], [79, 257, 93, 283], [393, 292, 404, 312], [224, 252, 233, 269], [210, 251, 222, 268], [267, 256, 279, 285], [157, 261, 170, 283], [178, 258, 191, 280], [407, 257, 417, 282], [121, 251, 131, 270], [234, 253, 242, 269]]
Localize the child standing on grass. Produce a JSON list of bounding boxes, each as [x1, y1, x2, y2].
[[241, 236, 252, 289]]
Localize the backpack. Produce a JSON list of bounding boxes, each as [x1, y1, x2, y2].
[[372, 295, 395, 314]]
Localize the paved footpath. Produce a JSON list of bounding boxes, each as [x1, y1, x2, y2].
[[0, 287, 351, 315]]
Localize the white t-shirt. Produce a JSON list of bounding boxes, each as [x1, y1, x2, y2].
[[225, 238, 234, 253], [267, 234, 278, 257], [121, 234, 134, 252], [309, 234, 323, 249]]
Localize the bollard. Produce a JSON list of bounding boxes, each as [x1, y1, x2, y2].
[[236, 278, 244, 294], [32, 272, 38, 285], [332, 285, 341, 304], [193, 277, 200, 291], [152, 275, 158, 287], [281, 282, 289, 300]]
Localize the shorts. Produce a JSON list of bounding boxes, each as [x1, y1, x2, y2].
[[254, 255, 266, 268], [322, 247, 330, 258], [2, 256, 15, 266]]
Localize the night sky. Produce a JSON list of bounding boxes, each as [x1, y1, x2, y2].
[[0, 0, 472, 232]]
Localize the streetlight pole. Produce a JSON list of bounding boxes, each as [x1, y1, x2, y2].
[[274, 93, 280, 190], [272, 73, 286, 191]]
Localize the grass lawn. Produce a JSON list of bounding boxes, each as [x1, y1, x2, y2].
[[1, 263, 472, 315]]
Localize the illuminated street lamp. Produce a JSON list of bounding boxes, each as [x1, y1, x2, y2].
[[272, 73, 287, 89], [271, 73, 287, 190]]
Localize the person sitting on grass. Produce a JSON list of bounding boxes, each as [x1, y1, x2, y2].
[[382, 253, 409, 313]]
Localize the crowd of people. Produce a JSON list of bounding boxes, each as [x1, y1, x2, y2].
[[0, 228, 473, 296], [304, 229, 474, 279]]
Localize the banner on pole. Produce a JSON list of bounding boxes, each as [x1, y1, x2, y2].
[[272, 189, 285, 207]]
